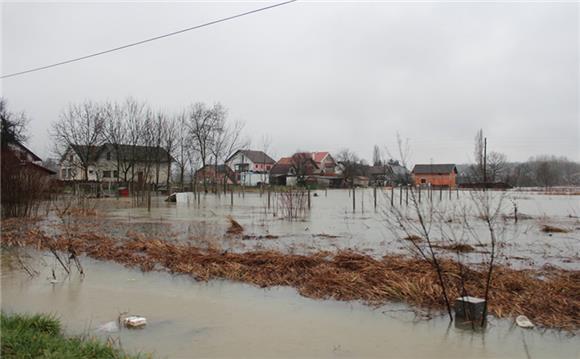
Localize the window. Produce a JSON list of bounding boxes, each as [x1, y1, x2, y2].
[[106, 152, 111, 161], [421, 178, 426, 184], [113, 171, 118, 178], [69, 155, 74, 162], [103, 171, 111, 178]]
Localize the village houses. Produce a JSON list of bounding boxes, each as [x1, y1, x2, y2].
[[59, 143, 172, 185], [225, 149, 276, 186]]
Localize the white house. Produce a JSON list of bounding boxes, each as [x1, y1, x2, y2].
[[59, 143, 172, 185], [225, 149, 275, 186]]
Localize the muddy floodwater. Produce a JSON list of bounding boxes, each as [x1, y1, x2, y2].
[[96, 189, 580, 269], [2, 251, 578, 358]]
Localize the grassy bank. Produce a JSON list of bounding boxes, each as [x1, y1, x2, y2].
[[1, 312, 139, 358]]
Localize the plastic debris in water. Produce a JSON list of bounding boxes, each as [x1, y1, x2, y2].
[[516, 315, 534, 328], [122, 316, 147, 328]]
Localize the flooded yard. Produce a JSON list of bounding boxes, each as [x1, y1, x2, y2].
[[2, 188, 579, 357], [98, 189, 580, 270], [2, 251, 578, 358]]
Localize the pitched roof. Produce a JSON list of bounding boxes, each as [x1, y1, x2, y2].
[[68, 144, 171, 163], [412, 164, 457, 175], [9, 141, 42, 162], [70, 145, 101, 162], [226, 149, 275, 164], [103, 143, 171, 163], [312, 151, 330, 163]]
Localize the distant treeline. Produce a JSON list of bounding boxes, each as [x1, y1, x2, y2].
[[457, 155, 580, 187]]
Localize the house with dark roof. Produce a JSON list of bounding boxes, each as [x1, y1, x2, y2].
[[59, 143, 172, 184], [269, 154, 322, 186], [411, 164, 458, 188], [225, 149, 276, 186], [194, 164, 236, 186]]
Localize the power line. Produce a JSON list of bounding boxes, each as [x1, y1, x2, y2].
[[1, 0, 297, 79]]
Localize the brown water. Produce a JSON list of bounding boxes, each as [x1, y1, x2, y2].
[[94, 189, 580, 269], [2, 250, 578, 358]]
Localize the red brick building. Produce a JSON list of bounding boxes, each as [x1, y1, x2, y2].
[[412, 164, 458, 188]]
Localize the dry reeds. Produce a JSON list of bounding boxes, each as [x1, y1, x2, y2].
[[226, 216, 244, 235], [2, 222, 579, 331], [403, 235, 423, 243], [433, 243, 476, 253], [541, 225, 570, 233]]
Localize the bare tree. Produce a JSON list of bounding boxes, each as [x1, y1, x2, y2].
[[372, 144, 383, 166], [102, 101, 127, 182], [52, 101, 105, 181], [1, 98, 28, 148], [173, 112, 190, 190], [187, 102, 224, 192], [162, 115, 178, 190], [486, 151, 507, 183]]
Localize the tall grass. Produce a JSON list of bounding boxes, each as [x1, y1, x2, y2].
[[1, 312, 142, 358]]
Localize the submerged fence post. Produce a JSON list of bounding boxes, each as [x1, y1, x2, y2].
[[418, 186, 421, 203], [352, 186, 356, 212], [406, 185, 409, 205], [399, 185, 403, 206], [307, 187, 311, 210], [373, 186, 377, 210], [440, 186, 443, 201], [390, 187, 394, 206], [230, 185, 234, 207], [268, 186, 271, 209]]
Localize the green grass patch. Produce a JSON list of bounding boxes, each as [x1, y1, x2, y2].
[[1, 312, 142, 358]]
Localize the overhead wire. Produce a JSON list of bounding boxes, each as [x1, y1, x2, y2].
[[1, 0, 297, 79]]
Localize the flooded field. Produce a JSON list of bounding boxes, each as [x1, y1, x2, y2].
[[2, 251, 578, 358], [92, 189, 580, 270]]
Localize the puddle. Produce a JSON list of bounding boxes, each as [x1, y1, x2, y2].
[[1, 251, 578, 358]]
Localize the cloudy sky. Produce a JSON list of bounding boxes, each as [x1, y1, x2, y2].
[[2, 1, 578, 165]]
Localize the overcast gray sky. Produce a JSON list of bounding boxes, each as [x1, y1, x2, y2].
[[1, 1, 579, 165]]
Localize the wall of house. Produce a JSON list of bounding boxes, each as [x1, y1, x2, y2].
[[239, 172, 269, 186], [226, 153, 255, 172], [412, 173, 457, 187], [59, 149, 170, 185], [226, 152, 273, 173], [319, 155, 337, 175]]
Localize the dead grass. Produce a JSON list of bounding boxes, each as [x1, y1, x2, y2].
[[433, 243, 476, 253], [2, 221, 579, 331], [403, 235, 423, 243], [541, 225, 571, 233], [226, 216, 244, 235]]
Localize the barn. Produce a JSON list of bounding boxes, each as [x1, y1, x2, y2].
[[411, 164, 458, 188]]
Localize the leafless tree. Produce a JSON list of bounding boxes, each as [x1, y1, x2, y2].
[[1, 98, 28, 148], [52, 101, 105, 180], [187, 102, 223, 192], [486, 151, 507, 183], [173, 112, 190, 190], [102, 101, 127, 182], [210, 117, 248, 192], [372, 144, 383, 166]]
